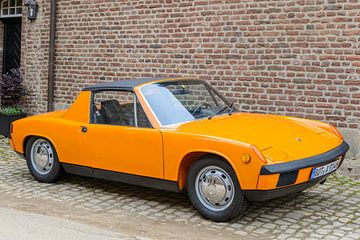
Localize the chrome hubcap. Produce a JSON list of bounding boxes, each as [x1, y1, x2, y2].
[[31, 139, 54, 175], [195, 166, 235, 211]]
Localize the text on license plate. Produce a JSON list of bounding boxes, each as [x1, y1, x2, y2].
[[311, 159, 341, 179]]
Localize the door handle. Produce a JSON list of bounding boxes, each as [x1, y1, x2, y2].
[[81, 126, 88, 133]]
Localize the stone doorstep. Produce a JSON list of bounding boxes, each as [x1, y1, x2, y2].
[[338, 128, 360, 179], [340, 128, 360, 160], [338, 158, 360, 180]]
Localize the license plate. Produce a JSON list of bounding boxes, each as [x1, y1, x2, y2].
[[311, 159, 341, 179]]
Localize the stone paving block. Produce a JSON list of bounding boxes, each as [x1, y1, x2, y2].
[[0, 138, 359, 239]]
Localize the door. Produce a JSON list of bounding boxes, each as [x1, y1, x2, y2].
[[82, 90, 164, 179], [2, 17, 21, 74], [83, 125, 163, 178]]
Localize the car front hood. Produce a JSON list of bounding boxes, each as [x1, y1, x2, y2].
[[175, 113, 342, 163]]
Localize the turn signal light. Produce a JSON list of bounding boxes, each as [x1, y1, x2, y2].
[[241, 153, 251, 163]]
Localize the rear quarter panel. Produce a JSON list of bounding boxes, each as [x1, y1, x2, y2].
[[11, 116, 86, 167], [12, 91, 92, 166]]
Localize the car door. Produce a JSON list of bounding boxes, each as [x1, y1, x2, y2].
[[81, 90, 163, 179]]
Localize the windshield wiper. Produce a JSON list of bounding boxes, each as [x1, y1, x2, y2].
[[228, 102, 235, 116], [208, 102, 235, 120]]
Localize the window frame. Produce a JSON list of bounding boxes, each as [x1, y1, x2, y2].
[[138, 80, 232, 128], [0, 0, 22, 18], [89, 90, 152, 128]]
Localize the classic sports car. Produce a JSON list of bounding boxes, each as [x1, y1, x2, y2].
[[10, 77, 349, 221]]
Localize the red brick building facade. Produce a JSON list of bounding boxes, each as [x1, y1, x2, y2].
[[2, 1, 360, 169]]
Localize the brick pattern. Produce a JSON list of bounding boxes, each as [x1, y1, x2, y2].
[[22, 0, 360, 129], [21, 0, 51, 113]]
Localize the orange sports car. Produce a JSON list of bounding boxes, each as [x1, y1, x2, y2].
[[10, 77, 349, 221]]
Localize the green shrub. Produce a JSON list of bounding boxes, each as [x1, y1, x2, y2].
[[0, 106, 23, 115]]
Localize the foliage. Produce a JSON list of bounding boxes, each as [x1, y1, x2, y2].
[[0, 68, 26, 108], [0, 106, 23, 116]]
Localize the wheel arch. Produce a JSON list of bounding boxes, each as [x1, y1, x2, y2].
[[177, 150, 239, 191], [23, 134, 58, 159]]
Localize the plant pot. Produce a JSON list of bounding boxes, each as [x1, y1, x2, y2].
[[0, 113, 26, 138]]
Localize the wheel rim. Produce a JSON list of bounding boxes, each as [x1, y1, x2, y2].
[[195, 166, 235, 212], [30, 139, 54, 175]]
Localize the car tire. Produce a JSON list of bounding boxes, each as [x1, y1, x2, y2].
[[25, 137, 64, 183], [187, 156, 247, 222]]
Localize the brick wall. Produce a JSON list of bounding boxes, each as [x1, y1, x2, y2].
[[24, 0, 360, 131], [21, 0, 50, 113]]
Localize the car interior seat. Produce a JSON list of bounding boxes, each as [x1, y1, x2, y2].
[[96, 100, 151, 128], [100, 100, 135, 126]]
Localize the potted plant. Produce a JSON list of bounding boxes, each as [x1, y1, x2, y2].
[[0, 68, 26, 138]]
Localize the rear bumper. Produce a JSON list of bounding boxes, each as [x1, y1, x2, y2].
[[9, 139, 24, 159], [9, 138, 15, 149], [245, 141, 350, 201]]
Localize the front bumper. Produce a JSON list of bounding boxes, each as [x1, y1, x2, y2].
[[260, 141, 349, 175], [244, 174, 328, 201], [244, 141, 350, 201]]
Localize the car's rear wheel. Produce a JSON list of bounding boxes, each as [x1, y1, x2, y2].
[[25, 137, 64, 183], [187, 156, 247, 222]]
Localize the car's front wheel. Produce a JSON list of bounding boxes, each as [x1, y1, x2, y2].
[[25, 137, 64, 183], [187, 156, 247, 222]]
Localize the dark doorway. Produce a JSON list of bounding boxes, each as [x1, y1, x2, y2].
[[2, 17, 21, 74]]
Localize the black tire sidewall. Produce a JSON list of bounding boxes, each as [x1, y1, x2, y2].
[[25, 137, 63, 183], [187, 156, 246, 222]]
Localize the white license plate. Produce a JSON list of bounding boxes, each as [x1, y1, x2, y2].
[[311, 159, 341, 179]]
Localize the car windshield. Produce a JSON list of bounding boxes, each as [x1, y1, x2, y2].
[[140, 80, 234, 126]]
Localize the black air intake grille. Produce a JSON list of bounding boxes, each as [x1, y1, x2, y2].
[[277, 171, 299, 187]]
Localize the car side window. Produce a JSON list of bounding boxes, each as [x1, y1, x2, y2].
[[136, 100, 152, 128], [92, 91, 152, 128]]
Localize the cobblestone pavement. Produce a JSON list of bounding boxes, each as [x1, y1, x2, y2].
[[0, 137, 359, 240]]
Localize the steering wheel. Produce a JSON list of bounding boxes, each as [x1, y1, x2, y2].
[[193, 103, 212, 114]]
